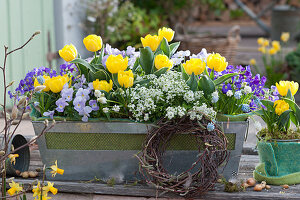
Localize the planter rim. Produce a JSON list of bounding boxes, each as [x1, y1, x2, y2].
[[258, 137, 300, 143]]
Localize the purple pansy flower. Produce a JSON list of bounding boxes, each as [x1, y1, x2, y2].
[[222, 83, 232, 94], [73, 96, 86, 112], [56, 98, 69, 112], [43, 110, 55, 119], [61, 87, 74, 102], [89, 100, 99, 111], [79, 106, 93, 122], [76, 88, 90, 101]]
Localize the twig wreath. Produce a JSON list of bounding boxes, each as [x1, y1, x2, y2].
[[136, 114, 228, 197]]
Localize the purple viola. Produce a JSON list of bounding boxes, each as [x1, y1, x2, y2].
[[56, 98, 69, 112], [43, 110, 55, 119], [61, 87, 74, 102], [89, 100, 99, 111]]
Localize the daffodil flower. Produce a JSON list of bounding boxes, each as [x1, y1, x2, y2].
[[44, 182, 58, 195], [50, 160, 64, 177], [7, 181, 22, 196], [8, 154, 19, 165]]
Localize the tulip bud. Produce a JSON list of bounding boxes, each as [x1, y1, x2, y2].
[[11, 105, 18, 120], [34, 85, 46, 92]]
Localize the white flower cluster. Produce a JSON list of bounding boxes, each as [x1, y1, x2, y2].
[[188, 103, 216, 121], [128, 71, 215, 122]]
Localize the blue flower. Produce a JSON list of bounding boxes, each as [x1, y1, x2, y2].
[[234, 90, 242, 99], [61, 87, 74, 102], [89, 100, 99, 111], [222, 83, 232, 94], [78, 106, 93, 122], [73, 96, 86, 112], [56, 98, 69, 112], [43, 110, 54, 119], [76, 88, 90, 101], [241, 104, 250, 113], [207, 122, 215, 132]]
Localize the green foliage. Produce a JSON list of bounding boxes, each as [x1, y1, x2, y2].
[[230, 9, 244, 20], [286, 43, 300, 83], [201, 0, 226, 16]]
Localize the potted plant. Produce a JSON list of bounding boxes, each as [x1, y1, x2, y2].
[[253, 80, 300, 185], [11, 28, 246, 182]]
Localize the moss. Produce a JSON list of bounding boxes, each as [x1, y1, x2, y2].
[[257, 128, 300, 140]]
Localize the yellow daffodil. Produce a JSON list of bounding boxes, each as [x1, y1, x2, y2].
[[206, 53, 228, 72], [272, 41, 281, 51], [141, 34, 161, 51], [93, 79, 113, 92], [154, 54, 173, 70], [32, 182, 50, 200], [118, 70, 134, 88], [44, 182, 58, 195], [263, 39, 269, 47], [83, 34, 102, 52], [257, 37, 265, 45], [182, 58, 206, 75], [249, 58, 256, 65], [7, 181, 22, 196], [158, 27, 175, 42], [276, 81, 299, 96], [50, 160, 64, 177], [48, 75, 70, 93], [59, 44, 77, 62], [274, 100, 289, 115], [268, 48, 277, 55], [8, 154, 19, 165], [106, 54, 128, 74], [258, 46, 266, 54], [281, 32, 290, 42], [34, 75, 51, 92]]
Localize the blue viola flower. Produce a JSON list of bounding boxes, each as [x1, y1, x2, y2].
[[241, 104, 250, 113], [207, 122, 215, 132]]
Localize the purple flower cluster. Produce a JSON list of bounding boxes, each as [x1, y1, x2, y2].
[[11, 67, 57, 97], [213, 65, 279, 111], [59, 63, 77, 76], [72, 88, 95, 122]]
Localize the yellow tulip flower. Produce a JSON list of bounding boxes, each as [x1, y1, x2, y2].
[[281, 32, 290, 42], [154, 54, 173, 70], [34, 75, 51, 92], [59, 44, 77, 62], [83, 34, 102, 52], [276, 81, 299, 96], [8, 154, 19, 165], [206, 53, 228, 72], [141, 34, 161, 51], [182, 58, 206, 75], [48, 75, 69, 93], [93, 79, 113, 92], [7, 181, 22, 196], [272, 41, 281, 51], [274, 100, 289, 115], [249, 58, 256, 65], [106, 54, 128, 74], [158, 27, 175, 42], [118, 70, 134, 88], [50, 160, 64, 177]]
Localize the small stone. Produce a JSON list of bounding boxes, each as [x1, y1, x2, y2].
[[282, 184, 289, 189], [254, 184, 263, 191], [21, 171, 29, 179], [265, 185, 271, 189], [246, 178, 256, 187], [15, 170, 21, 176]]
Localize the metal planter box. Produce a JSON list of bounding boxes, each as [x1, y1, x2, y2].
[[32, 120, 248, 181]]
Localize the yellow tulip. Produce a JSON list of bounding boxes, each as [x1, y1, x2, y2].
[[257, 37, 265, 45], [274, 100, 289, 115], [272, 41, 281, 51], [7, 181, 22, 196], [93, 79, 113, 92], [206, 53, 228, 72], [106, 54, 128, 74], [154, 54, 173, 70], [83, 34, 102, 52], [50, 160, 64, 177], [34, 75, 51, 92], [158, 27, 175, 42], [59, 44, 77, 62], [118, 70, 134, 88], [258, 46, 266, 54], [48, 75, 69, 93], [141, 34, 161, 51], [182, 58, 206, 75], [268, 48, 277, 55], [249, 58, 256, 65], [281, 32, 290, 42], [8, 154, 19, 165], [276, 81, 299, 96]]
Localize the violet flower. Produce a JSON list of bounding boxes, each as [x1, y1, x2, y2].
[[76, 88, 90, 101], [43, 110, 54, 119], [89, 100, 99, 111], [79, 106, 93, 122], [73, 96, 86, 112], [56, 98, 69, 112], [61, 87, 74, 102]]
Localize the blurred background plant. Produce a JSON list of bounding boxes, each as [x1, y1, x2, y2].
[[82, 0, 161, 49], [286, 43, 300, 83]]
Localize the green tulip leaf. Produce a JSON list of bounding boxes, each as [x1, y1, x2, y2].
[[132, 58, 139, 73], [186, 73, 198, 91], [89, 69, 108, 81], [282, 98, 300, 123], [133, 79, 150, 86], [93, 64, 106, 70], [278, 109, 292, 130], [180, 64, 189, 81], [169, 42, 180, 57], [139, 47, 154, 75], [154, 67, 168, 77], [198, 75, 216, 96], [112, 73, 120, 88], [97, 47, 105, 65], [213, 73, 239, 86], [160, 37, 170, 57], [261, 100, 275, 112], [71, 58, 95, 73]]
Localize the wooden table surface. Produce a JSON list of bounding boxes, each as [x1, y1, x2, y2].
[[12, 146, 300, 199]]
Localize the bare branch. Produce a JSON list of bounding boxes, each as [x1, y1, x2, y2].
[[7, 31, 40, 56]]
